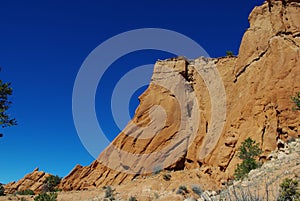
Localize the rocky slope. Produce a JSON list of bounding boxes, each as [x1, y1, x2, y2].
[[4, 0, 300, 194], [2, 138, 300, 201], [4, 168, 51, 194], [59, 0, 300, 191]]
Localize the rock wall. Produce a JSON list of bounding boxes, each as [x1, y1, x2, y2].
[[59, 0, 300, 191], [6, 0, 299, 193], [4, 168, 51, 194]]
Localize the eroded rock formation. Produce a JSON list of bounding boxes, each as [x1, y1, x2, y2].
[[6, 0, 300, 193], [4, 168, 51, 194], [59, 0, 300, 191]]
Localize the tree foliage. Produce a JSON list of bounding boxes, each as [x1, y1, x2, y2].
[[234, 137, 262, 180], [291, 92, 300, 111], [0, 71, 17, 137]]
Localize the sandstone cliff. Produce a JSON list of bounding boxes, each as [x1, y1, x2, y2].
[[5, 0, 299, 193], [4, 168, 51, 194], [59, 0, 300, 191]]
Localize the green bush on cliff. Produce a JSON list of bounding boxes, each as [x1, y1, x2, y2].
[[291, 92, 300, 111], [234, 137, 262, 180]]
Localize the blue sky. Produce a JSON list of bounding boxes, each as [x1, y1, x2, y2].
[[0, 0, 263, 184]]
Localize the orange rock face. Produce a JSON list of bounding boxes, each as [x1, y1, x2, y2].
[[4, 168, 51, 194], [7, 1, 300, 193], [59, 1, 300, 191]]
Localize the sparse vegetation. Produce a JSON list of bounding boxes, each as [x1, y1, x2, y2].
[[191, 185, 203, 197], [162, 173, 171, 181], [0, 183, 4, 196], [153, 166, 162, 175], [176, 185, 188, 195], [16, 189, 35, 195], [34, 192, 57, 201], [154, 192, 159, 199], [128, 196, 137, 201], [291, 92, 300, 111], [277, 178, 300, 201], [226, 50, 234, 57], [103, 186, 115, 201], [42, 175, 61, 193], [234, 137, 262, 180]]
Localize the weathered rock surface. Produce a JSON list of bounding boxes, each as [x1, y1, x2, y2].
[[4, 168, 51, 194], [5, 0, 300, 193], [59, 0, 300, 191]]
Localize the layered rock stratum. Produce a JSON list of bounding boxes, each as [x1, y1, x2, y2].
[[5, 0, 300, 194], [4, 168, 51, 194]]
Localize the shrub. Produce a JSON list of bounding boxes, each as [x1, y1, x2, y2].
[[176, 185, 188, 195], [128, 196, 137, 201], [163, 173, 171, 181], [103, 186, 115, 201], [34, 192, 57, 201], [191, 185, 203, 197], [0, 183, 4, 196], [153, 166, 162, 175], [43, 175, 61, 192], [291, 92, 300, 111], [277, 178, 300, 201], [226, 51, 234, 57], [234, 137, 262, 180], [16, 189, 35, 195], [21, 198, 28, 201]]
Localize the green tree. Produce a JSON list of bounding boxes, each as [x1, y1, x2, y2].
[[0, 70, 17, 137], [234, 137, 262, 180], [291, 92, 300, 111]]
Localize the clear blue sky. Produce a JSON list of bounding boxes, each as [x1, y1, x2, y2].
[[0, 0, 263, 184]]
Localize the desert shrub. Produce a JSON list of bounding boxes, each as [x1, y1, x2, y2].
[[128, 196, 137, 201], [103, 186, 115, 201], [153, 166, 162, 175], [191, 185, 203, 197], [43, 175, 61, 192], [176, 185, 188, 195], [234, 137, 262, 180], [16, 189, 35, 195], [21, 198, 28, 201], [277, 178, 300, 201], [163, 173, 171, 181], [34, 192, 57, 201], [154, 192, 159, 199], [0, 183, 4, 196], [291, 92, 300, 111], [226, 50, 234, 56]]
